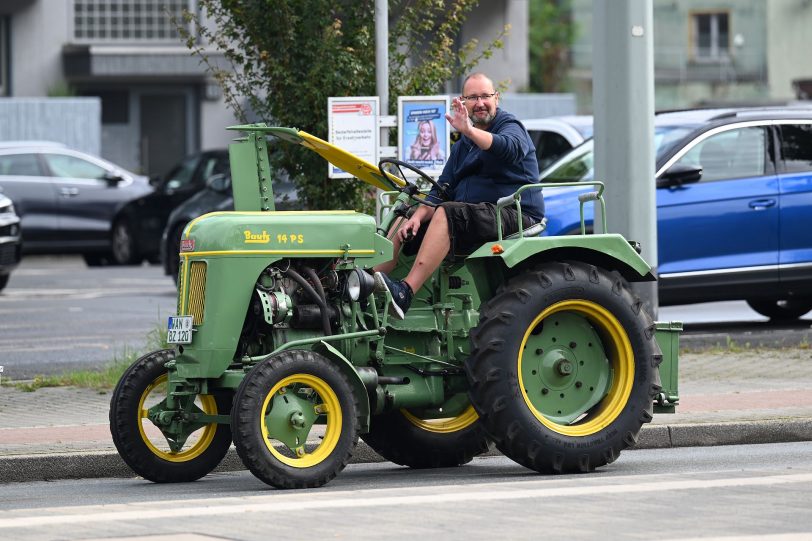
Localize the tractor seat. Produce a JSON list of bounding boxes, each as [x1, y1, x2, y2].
[[503, 217, 547, 240]]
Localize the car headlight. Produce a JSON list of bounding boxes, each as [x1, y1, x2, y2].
[[0, 202, 13, 215]]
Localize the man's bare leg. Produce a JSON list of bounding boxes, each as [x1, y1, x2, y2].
[[403, 207, 450, 293]]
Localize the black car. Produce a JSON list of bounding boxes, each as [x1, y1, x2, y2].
[[0, 142, 152, 266], [114, 150, 229, 265], [0, 191, 22, 292], [161, 172, 300, 281]]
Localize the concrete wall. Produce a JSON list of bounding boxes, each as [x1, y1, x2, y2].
[[460, 0, 529, 92], [0, 97, 101, 156], [766, 0, 812, 101], [8, 0, 68, 96]]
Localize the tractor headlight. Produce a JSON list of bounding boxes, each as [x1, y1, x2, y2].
[[345, 268, 375, 301]]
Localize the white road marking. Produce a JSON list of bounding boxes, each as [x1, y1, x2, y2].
[[1, 472, 811, 529]]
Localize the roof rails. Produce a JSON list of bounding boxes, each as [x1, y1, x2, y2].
[[708, 106, 812, 120]]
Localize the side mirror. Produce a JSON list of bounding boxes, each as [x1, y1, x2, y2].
[[207, 173, 231, 194], [104, 171, 125, 185], [657, 163, 702, 188]]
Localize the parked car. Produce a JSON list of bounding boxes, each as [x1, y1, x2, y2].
[[161, 172, 300, 281], [522, 115, 593, 172], [0, 141, 152, 266], [539, 107, 812, 319], [0, 191, 22, 292], [113, 150, 229, 265]]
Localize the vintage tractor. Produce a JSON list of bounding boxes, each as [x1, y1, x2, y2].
[[110, 125, 680, 489]]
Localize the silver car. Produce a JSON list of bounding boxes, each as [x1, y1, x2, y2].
[[0, 142, 152, 266], [0, 191, 22, 291]]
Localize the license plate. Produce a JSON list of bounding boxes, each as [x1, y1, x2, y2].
[[167, 316, 194, 344]]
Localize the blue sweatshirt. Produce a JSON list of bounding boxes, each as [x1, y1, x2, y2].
[[431, 109, 544, 220]]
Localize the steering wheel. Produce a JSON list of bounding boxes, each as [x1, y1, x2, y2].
[[378, 158, 448, 207]]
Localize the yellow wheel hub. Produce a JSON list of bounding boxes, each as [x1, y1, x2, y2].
[[137, 374, 218, 462], [518, 299, 634, 437], [260, 373, 342, 468]]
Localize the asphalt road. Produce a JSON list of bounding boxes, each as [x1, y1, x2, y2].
[[2, 255, 811, 379], [0, 256, 176, 379], [1, 442, 811, 540]]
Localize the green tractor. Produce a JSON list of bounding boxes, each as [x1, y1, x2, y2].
[[110, 125, 680, 489]]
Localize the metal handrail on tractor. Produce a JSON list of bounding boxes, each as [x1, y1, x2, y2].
[[495, 181, 607, 241]]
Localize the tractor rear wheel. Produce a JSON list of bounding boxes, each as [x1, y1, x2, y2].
[[109, 349, 233, 482], [467, 261, 660, 474], [361, 401, 491, 468], [231, 350, 359, 489]]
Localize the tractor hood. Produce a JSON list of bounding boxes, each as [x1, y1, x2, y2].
[[181, 210, 392, 262], [229, 125, 405, 192]]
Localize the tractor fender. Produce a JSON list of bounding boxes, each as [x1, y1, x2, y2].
[[464, 234, 655, 300], [313, 341, 371, 433]]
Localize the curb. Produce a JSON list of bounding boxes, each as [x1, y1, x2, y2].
[[2, 418, 811, 484]]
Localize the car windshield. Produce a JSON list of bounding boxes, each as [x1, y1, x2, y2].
[[540, 125, 695, 183]]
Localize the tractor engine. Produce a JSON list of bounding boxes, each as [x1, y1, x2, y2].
[[237, 259, 372, 359]]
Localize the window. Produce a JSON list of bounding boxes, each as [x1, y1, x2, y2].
[[0, 154, 44, 176], [73, 0, 192, 42], [675, 127, 766, 182], [780, 124, 812, 174], [163, 155, 199, 190], [692, 12, 729, 60], [44, 154, 108, 180]]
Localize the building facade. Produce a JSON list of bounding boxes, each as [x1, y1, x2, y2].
[[569, 0, 812, 112], [0, 0, 529, 176]]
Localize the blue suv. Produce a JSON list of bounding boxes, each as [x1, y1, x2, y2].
[[540, 107, 812, 320]]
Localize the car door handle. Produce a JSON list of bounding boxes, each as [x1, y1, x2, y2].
[[59, 187, 79, 197], [748, 198, 776, 210]]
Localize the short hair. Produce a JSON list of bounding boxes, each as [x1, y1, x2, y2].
[[462, 73, 495, 93]]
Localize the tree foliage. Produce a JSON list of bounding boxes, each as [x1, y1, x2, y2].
[[528, 0, 576, 93], [181, 0, 506, 211]]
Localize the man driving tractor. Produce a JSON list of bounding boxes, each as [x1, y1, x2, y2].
[[374, 72, 545, 319]]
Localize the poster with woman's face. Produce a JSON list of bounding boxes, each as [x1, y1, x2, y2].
[[398, 96, 451, 177]]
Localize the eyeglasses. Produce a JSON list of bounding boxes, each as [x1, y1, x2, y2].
[[461, 92, 497, 103]]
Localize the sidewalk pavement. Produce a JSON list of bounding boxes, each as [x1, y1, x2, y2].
[[1, 346, 811, 483]]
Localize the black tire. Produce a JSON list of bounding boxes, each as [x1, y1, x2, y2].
[[231, 350, 360, 489], [109, 349, 233, 482], [467, 261, 660, 474], [747, 299, 812, 320], [167, 223, 185, 285], [0, 273, 9, 292], [111, 218, 140, 265], [361, 405, 491, 469], [83, 253, 111, 267]]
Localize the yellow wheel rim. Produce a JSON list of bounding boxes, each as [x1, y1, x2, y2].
[[401, 405, 479, 434], [518, 299, 634, 437], [260, 374, 342, 468], [137, 374, 218, 462]]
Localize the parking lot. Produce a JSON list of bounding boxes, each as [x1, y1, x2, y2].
[[0, 256, 175, 379]]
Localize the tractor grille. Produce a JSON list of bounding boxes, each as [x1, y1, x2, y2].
[[188, 261, 207, 325]]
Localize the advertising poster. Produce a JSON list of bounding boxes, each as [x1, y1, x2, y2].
[[327, 97, 379, 179], [398, 95, 451, 177]]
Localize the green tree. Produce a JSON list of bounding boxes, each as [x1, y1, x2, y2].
[[181, 0, 505, 211], [528, 0, 576, 93]]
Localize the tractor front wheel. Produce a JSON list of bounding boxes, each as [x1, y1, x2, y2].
[[467, 262, 660, 474], [109, 349, 233, 482], [231, 350, 360, 489]]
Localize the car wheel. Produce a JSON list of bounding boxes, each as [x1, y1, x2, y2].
[[747, 299, 812, 320], [111, 218, 140, 265], [0, 273, 9, 292]]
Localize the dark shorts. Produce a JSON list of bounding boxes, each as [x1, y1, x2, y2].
[[402, 201, 539, 257]]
